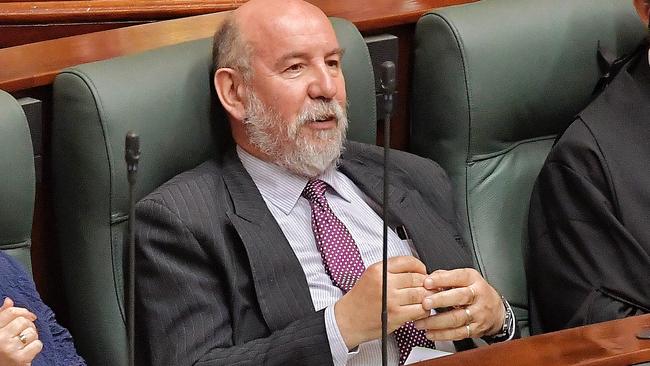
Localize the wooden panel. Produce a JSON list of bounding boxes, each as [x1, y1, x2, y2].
[[1, 0, 469, 24], [0, 12, 230, 91], [0, 0, 474, 92], [414, 315, 650, 366], [311, 0, 470, 31], [1, 0, 65, 2], [0, 22, 147, 48], [0, 0, 244, 23]]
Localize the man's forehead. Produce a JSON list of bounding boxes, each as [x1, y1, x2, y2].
[[236, 0, 338, 56]]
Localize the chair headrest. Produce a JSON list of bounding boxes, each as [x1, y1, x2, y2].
[[0, 90, 35, 269], [413, 0, 646, 158]]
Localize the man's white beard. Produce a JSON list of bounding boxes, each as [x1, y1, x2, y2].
[[243, 90, 348, 178]]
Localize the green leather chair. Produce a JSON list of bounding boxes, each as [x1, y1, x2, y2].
[[52, 17, 375, 366], [411, 0, 645, 336], [0, 90, 35, 274]]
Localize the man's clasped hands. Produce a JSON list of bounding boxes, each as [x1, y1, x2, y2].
[[334, 256, 506, 350]]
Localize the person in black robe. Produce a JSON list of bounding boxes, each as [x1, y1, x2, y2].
[[527, 0, 650, 334]]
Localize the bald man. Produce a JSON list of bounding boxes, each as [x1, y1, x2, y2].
[[527, 0, 650, 334], [135, 1, 514, 365]]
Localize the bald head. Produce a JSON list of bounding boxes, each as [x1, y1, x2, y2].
[[234, 0, 336, 69], [212, 0, 337, 81], [235, 0, 328, 29]]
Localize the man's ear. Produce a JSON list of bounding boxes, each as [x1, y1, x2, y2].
[[634, 0, 650, 26], [214, 68, 247, 122]]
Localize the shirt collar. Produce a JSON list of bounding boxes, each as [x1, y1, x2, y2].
[[319, 164, 353, 204], [237, 146, 352, 215]]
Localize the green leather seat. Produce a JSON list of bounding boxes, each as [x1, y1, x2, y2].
[[52, 17, 375, 366], [411, 0, 645, 336], [0, 90, 35, 274]]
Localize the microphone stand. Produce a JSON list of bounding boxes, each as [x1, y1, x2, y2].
[[125, 131, 140, 366], [380, 61, 396, 366]]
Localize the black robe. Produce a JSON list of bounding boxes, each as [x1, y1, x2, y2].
[[527, 46, 650, 334]]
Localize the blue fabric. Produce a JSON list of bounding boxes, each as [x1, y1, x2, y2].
[[0, 251, 85, 365]]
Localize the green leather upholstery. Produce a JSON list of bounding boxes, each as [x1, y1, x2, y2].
[[0, 90, 35, 274], [411, 0, 645, 336], [52, 17, 375, 366]]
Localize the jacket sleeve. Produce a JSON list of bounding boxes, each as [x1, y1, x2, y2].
[[527, 121, 649, 334], [135, 198, 333, 366]]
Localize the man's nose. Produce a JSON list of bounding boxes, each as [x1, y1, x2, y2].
[[307, 64, 338, 100]]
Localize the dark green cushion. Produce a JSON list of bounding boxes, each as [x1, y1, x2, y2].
[[411, 0, 645, 336], [0, 90, 35, 274], [53, 17, 375, 366]]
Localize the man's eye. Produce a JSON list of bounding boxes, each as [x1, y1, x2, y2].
[[326, 60, 340, 69], [285, 64, 304, 73]]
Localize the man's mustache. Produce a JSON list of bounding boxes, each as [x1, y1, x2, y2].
[[295, 100, 346, 127]]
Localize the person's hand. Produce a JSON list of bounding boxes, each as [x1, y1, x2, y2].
[[334, 256, 434, 349], [0, 298, 43, 366], [413, 268, 505, 340]]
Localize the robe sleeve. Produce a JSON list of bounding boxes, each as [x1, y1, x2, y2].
[[527, 119, 649, 334]]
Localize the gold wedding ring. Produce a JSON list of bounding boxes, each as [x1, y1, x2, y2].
[[464, 307, 472, 325], [468, 286, 476, 304], [466, 324, 471, 338], [18, 332, 28, 345]]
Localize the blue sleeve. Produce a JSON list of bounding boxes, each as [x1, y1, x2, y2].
[[0, 252, 86, 366], [40, 299, 87, 366]]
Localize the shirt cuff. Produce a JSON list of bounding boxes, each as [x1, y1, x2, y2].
[[325, 304, 359, 366]]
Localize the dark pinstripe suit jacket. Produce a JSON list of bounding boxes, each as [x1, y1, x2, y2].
[[135, 141, 473, 366]]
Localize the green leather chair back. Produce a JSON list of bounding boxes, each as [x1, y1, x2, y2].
[[0, 90, 35, 274], [411, 0, 645, 336], [52, 17, 375, 366]]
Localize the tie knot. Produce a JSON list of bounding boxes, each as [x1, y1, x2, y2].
[[302, 179, 328, 203]]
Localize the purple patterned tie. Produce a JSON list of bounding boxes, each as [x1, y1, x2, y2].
[[302, 179, 435, 365]]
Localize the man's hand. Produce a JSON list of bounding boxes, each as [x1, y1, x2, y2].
[[414, 268, 505, 340], [334, 256, 434, 349], [0, 298, 43, 366]]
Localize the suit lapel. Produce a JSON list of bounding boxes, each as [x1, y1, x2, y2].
[[340, 149, 477, 350], [340, 148, 472, 272], [221, 149, 314, 331]]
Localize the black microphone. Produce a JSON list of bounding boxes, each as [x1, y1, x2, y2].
[[126, 132, 140, 185], [380, 60, 396, 366], [125, 131, 140, 366], [380, 61, 396, 116]]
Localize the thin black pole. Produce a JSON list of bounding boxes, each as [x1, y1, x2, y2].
[[380, 60, 396, 366], [381, 109, 390, 365], [125, 131, 140, 366], [128, 177, 136, 366]]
